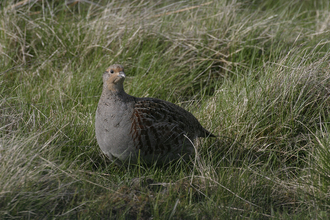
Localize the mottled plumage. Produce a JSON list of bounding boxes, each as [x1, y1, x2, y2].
[[95, 64, 215, 165]]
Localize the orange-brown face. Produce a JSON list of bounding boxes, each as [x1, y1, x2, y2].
[[106, 64, 124, 75], [103, 64, 126, 91]]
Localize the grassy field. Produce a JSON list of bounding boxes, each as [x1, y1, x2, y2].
[[1, 0, 330, 219]]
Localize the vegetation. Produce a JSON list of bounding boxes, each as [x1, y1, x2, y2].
[[1, 0, 330, 218]]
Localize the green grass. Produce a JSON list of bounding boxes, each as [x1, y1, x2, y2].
[[1, 0, 330, 219]]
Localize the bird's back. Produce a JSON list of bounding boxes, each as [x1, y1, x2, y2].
[[128, 97, 213, 163]]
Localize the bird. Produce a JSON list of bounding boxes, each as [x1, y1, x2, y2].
[[95, 64, 215, 165]]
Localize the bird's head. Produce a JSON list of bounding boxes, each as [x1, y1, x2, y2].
[[103, 64, 126, 92]]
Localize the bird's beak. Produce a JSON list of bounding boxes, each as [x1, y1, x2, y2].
[[119, 71, 126, 78]]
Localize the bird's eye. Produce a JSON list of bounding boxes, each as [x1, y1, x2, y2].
[[110, 70, 114, 73]]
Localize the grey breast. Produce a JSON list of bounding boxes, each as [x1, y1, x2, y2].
[[95, 96, 135, 161]]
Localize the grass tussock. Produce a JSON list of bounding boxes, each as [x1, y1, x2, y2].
[[1, 0, 330, 218]]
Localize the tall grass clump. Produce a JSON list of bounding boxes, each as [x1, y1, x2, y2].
[[1, 0, 330, 218]]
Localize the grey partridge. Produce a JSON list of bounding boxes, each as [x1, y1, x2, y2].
[[95, 64, 215, 165]]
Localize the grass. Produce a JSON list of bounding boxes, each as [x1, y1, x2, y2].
[[1, 0, 330, 219]]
